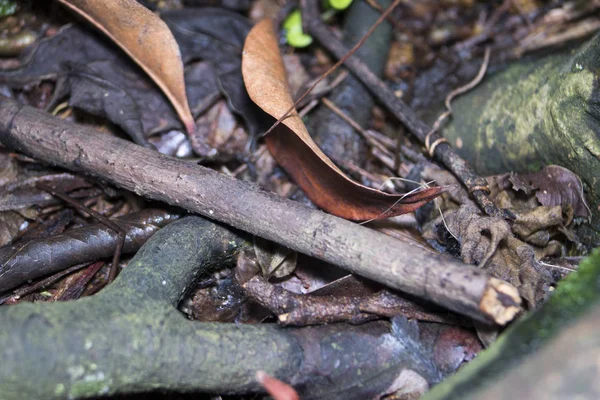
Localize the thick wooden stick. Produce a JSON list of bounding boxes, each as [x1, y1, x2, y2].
[[0, 97, 520, 324]]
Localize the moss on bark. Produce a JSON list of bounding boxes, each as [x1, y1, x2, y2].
[[442, 34, 600, 245], [0, 216, 442, 399], [0, 217, 301, 399], [422, 248, 600, 399]]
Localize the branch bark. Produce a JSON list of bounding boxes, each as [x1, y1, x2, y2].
[[0, 96, 520, 324]]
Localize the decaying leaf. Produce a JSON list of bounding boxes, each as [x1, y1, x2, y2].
[[417, 163, 569, 306], [496, 165, 590, 219], [0, 25, 218, 146], [57, 0, 195, 135], [242, 20, 442, 220]]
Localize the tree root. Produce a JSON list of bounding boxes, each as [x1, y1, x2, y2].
[[0, 216, 446, 399]]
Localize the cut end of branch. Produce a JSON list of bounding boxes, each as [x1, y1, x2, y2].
[[279, 313, 290, 323], [480, 277, 522, 325]]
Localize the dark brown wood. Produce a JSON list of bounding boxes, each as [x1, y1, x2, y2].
[[0, 96, 520, 324]]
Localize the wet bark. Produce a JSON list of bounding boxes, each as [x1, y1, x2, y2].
[[0, 209, 180, 293]]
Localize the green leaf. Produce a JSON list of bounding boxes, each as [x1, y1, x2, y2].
[[283, 10, 313, 48], [0, 0, 17, 17], [328, 0, 353, 10]]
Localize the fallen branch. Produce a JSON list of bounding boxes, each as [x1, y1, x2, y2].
[[243, 275, 457, 326], [0, 96, 520, 324], [301, 0, 507, 220]]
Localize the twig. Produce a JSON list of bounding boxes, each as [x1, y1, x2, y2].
[[321, 97, 391, 157], [243, 275, 456, 326], [0, 262, 89, 305], [35, 182, 126, 283], [320, 97, 399, 173], [301, 0, 508, 220], [516, 18, 600, 56], [0, 97, 521, 324], [428, 46, 491, 138], [261, 0, 403, 138], [0, 209, 179, 293], [295, 69, 349, 109]]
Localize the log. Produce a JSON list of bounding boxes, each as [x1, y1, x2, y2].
[[422, 248, 600, 399], [433, 33, 600, 246]]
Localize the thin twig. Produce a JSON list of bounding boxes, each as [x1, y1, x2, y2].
[[429, 46, 491, 134], [295, 69, 349, 109], [321, 97, 392, 158], [35, 182, 126, 283], [0, 262, 88, 305], [261, 0, 403, 137], [302, 0, 508, 220]]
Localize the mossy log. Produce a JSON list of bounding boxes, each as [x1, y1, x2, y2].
[[422, 248, 600, 400], [441, 33, 600, 245], [0, 217, 440, 399]]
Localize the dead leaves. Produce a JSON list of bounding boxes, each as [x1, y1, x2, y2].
[[57, 0, 195, 135], [494, 165, 590, 219], [242, 20, 442, 220], [418, 162, 589, 306]]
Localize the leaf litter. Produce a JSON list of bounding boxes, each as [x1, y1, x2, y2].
[[57, 0, 196, 134], [0, 1, 597, 399]]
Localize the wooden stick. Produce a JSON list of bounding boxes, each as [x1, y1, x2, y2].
[[301, 0, 509, 220], [0, 97, 520, 324]]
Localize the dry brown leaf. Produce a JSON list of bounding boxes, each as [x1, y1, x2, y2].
[[498, 165, 590, 219], [242, 20, 442, 221], [58, 0, 195, 135]]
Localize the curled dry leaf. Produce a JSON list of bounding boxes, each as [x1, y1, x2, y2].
[[497, 165, 590, 219], [57, 0, 195, 135], [242, 20, 442, 221]]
